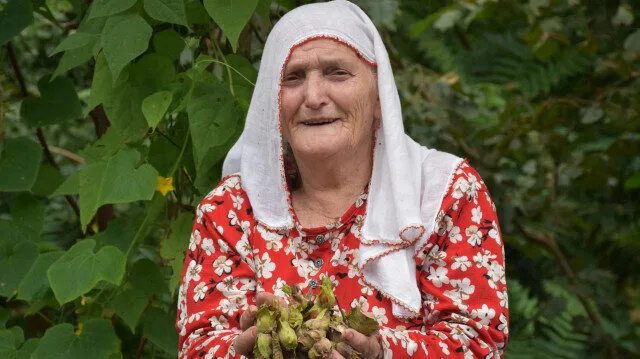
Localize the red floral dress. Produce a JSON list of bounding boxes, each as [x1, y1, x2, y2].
[[176, 160, 508, 358]]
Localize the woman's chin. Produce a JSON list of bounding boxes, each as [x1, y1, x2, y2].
[[289, 137, 346, 161]]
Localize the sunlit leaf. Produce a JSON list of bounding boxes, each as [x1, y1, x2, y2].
[[203, 0, 259, 52]]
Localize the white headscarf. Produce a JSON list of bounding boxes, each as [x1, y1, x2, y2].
[[223, 0, 462, 318]]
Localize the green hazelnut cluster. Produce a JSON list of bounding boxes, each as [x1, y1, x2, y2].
[[253, 278, 379, 359]]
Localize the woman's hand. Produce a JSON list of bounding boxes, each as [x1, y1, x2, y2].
[[233, 292, 287, 356], [330, 328, 382, 359]]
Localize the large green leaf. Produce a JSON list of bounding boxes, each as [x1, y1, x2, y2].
[[47, 239, 126, 304], [31, 163, 65, 196], [187, 74, 242, 183], [87, 54, 111, 113], [106, 285, 148, 332], [161, 213, 193, 293], [143, 0, 188, 26], [203, 0, 259, 51], [31, 319, 120, 359], [89, 0, 137, 19], [0, 329, 38, 359], [0, 0, 33, 46], [0, 242, 39, 298], [50, 171, 79, 197], [0, 137, 42, 192], [129, 258, 167, 295], [20, 76, 82, 127], [0, 329, 18, 359], [17, 251, 63, 302], [142, 91, 173, 129], [103, 54, 176, 141], [0, 193, 45, 244], [52, 17, 106, 79], [153, 29, 185, 60], [102, 13, 152, 82], [78, 148, 158, 229], [141, 308, 179, 354]]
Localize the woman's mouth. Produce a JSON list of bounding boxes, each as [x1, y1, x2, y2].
[[301, 118, 338, 126]]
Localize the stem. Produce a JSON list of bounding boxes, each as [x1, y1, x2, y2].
[[47, 145, 85, 164], [194, 58, 255, 86], [210, 36, 236, 96]]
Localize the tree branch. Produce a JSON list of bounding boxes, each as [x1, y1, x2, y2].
[[514, 221, 603, 328]]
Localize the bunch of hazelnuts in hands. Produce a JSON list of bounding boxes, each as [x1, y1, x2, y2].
[[252, 278, 379, 359]]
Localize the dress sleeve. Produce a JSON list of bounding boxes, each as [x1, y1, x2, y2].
[[176, 177, 258, 359], [380, 161, 509, 358]]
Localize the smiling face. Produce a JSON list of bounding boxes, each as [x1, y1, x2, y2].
[[279, 39, 381, 161]]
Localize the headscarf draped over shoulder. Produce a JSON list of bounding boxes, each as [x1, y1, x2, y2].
[[223, 0, 462, 318]]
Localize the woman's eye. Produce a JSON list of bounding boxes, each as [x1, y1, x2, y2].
[[328, 69, 350, 78], [282, 74, 301, 84]]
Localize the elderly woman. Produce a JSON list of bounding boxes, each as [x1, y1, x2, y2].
[[176, 1, 508, 358]]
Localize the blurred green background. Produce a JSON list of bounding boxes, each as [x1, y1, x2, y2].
[[1, 0, 639, 358]]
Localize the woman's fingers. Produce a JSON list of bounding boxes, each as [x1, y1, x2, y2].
[[233, 326, 258, 356], [330, 349, 346, 359], [255, 291, 288, 307], [240, 305, 258, 331], [342, 329, 381, 358]]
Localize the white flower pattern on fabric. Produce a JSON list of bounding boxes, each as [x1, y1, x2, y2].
[[177, 165, 508, 359]]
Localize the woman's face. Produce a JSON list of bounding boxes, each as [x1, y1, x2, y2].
[[280, 39, 380, 161]]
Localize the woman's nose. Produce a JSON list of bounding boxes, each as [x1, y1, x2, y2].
[[303, 73, 327, 109]]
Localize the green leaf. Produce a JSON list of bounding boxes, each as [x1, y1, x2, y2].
[[161, 213, 192, 262], [203, 0, 259, 52], [142, 91, 173, 129], [102, 13, 152, 82], [153, 29, 185, 60], [89, 0, 137, 19], [0, 137, 42, 192], [16, 338, 39, 358], [21, 75, 83, 127], [0, 241, 39, 298], [93, 216, 140, 253], [344, 306, 379, 336], [52, 17, 106, 79], [31, 319, 120, 359], [87, 54, 111, 113], [160, 213, 193, 294], [0, 193, 45, 243], [51, 32, 99, 55], [0, 329, 18, 359], [103, 54, 176, 141], [0, 0, 34, 46], [47, 239, 126, 304], [141, 308, 179, 354], [143, 0, 188, 26], [17, 251, 63, 302], [624, 173, 640, 190], [78, 148, 159, 229], [352, 0, 399, 30], [129, 258, 167, 295], [31, 163, 65, 196], [255, 0, 271, 25], [50, 171, 79, 197], [433, 9, 462, 32], [185, 0, 210, 25], [107, 285, 148, 332], [624, 29, 640, 52], [187, 74, 243, 184]]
